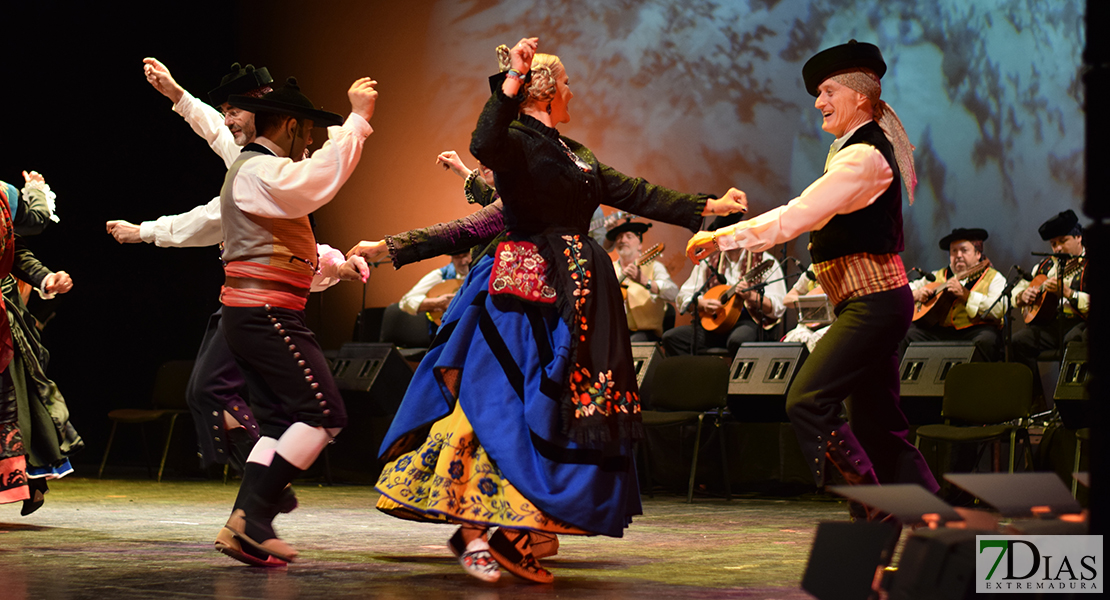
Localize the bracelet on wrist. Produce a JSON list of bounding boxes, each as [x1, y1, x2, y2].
[[505, 69, 524, 82]]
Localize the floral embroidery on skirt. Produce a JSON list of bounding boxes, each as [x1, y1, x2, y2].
[[376, 401, 586, 535]]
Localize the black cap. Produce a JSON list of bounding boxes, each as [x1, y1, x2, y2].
[[208, 63, 273, 106], [606, 220, 652, 242], [1038, 209, 1082, 241], [802, 40, 886, 97], [228, 77, 344, 127], [938, 228, 988, 251]]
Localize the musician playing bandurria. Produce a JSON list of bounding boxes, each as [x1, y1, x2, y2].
[[1011, 209, 1088, 375], [902, 228, 1004, 361], [663, 213, 785, 357], [609, 220, 678, 342], [686, 40, 940, 517]]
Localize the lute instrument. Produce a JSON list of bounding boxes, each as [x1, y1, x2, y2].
[[700, 259, 777, 331], [1021, 257, 1086, 324], [424, 278, 463, 326], [911, 259, 992, 326]]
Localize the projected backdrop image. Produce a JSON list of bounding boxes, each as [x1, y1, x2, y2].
[[422, 0, 1084, 279]]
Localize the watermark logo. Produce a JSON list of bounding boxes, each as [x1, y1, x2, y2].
[[977, 535, 1102, 593]]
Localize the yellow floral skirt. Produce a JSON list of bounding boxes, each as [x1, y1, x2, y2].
[[376, 401, 587, 534]]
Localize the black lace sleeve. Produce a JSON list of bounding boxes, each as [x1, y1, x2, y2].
[[385, 200, 505, 269]]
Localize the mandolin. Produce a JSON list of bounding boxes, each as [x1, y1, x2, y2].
[[911, 259, 991, 326], [617, 243, 665, 288], [588, 210, 630, 236], [424, 278, 463, 326], [1021, 257, 1086, 324], [700, 259, 777, 331]]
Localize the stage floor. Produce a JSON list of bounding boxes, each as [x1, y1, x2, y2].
[[0, 478, 850, 599]]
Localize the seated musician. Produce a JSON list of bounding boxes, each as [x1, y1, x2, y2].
[[1011, 209, 1088, 370], [398, 251, 472, 326], [902, 228, 1004, 361], [662, 215, 785, 357], [609, 220, 676, 342]]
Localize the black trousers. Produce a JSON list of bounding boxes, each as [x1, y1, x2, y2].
[[221, 305, 347, 440], [786, 286, 938, 491], [186, 308, 258, 467]]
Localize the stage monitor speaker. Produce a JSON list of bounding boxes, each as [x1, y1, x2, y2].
[[630, 342, 664, 409], [727, 342, 807, 422], [899, 342, 983, 397], [899, 341, 983, 425], [1054, 341, 1093, 429], [884, 528, 978, 600], [802, 521, 901, 600], [329, 343, 414, 417]]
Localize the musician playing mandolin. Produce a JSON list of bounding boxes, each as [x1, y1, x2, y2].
[[1010, 209, 1088, 377], [902, 227, 1004, 361], [663, 213, 785, 357], [609, 221, 677, 342]]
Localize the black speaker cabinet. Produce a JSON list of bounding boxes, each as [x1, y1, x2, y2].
[[329, 343, 414, 416], [802, 521, 902, 600], [899, 342, 983, 397], [899, 342, 983, 425], [1054, 341, 1093, 429], [630, 342, 664, 409], [885, 528, 979, 600], [727, 342, 808, 422]]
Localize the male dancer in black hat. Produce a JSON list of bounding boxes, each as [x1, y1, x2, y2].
[[903, 228, 1005, 361], [1011, 209, 1088, 375], [106, 60, 367, 484], [213, 75, 377, 565], [688, 40, 939, 516]]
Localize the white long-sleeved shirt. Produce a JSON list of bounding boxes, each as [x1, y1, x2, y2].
[[675, 250, 786, 320], [399, 267, 466, 315], [230, 113, 371, 219], [717, 122, 893, 254]]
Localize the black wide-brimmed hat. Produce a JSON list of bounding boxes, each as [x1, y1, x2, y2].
[[802, 40, 887, 97], [208, 63, 273, 106], [228, 77, 344, 127], [606, 220, 652, 241], [1038, 209, 1082, 241], [938, 227, 988, 251]]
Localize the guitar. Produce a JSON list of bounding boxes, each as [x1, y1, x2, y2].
[[424, 278, 463, 326], [700, 259, 777, 331], [911, 259, 992, 326], [617, 243, 665, 288], [1021, 257, 1086, 324], [588, 210, 630, 236]]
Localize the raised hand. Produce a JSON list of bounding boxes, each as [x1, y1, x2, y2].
[[510, 37, 539, 74], [347, 240, 388, 264], [338, 255, 370, 283], [437, 151, 471, 178], [686, 231, 717, 263], [702, 188, 748, 216], [348, 77, 379, 123], [143, 57, 185, 104], [106, 220, 143, 244]]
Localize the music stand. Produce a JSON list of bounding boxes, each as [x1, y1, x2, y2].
[[828, 484, 963, 526], [943, 472, 1082, 518], [795, 293, 834, 327]]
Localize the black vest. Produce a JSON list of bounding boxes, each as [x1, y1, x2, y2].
[[809, 122, 904, 263]]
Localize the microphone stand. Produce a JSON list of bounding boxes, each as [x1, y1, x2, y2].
[[987, 267, 1025, 363]]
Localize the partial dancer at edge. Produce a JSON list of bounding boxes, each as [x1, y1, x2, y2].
[[362, 37, 745, 584], [687, 40, 939, 521], [212, 76, 377, 566]]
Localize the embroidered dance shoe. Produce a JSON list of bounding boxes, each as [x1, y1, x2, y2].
[[448, 527, 501, 582], [529, 531, 559, 559], [215, 509, 288, 568], [487, 528, 554, 584]]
